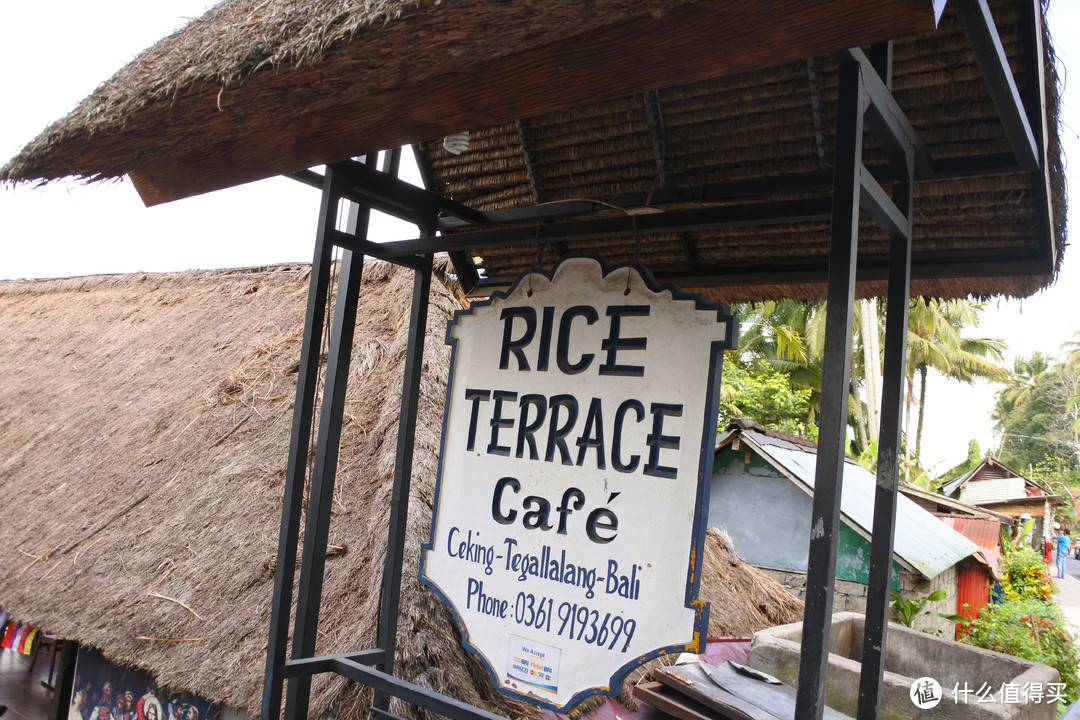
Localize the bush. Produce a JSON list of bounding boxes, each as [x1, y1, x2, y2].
[[960, 598, 1080, 704], [999, 546, 1054, 602]]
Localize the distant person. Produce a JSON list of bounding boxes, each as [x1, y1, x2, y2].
[[1056, 525, 1072, 579]]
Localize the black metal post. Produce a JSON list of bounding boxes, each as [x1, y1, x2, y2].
[[1019, 0, 1056, 272], [868, 42, 893, 89], [262, 167, 343, 720], [953, 0, 1039, 170], [48, 641, 78, 720], [284, 199, 371, 719], [795, 59, 865, 720], [856, 148, 913, 720], [371, 253, 433, 714], [341, 659, 510, 720]]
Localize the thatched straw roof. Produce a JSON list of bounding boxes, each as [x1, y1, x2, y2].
[[420, 0, 1066, 303], [0, 0, 1064, 303], [0, 262, 802, 718], [0, 0, 934, 197]]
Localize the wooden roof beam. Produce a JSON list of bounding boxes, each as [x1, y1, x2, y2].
[[642, 90, 668, 188], [516, 120, 544, 203], [435, 148, 1024, 236], [409, 144, 483, 292], [292, 159, 484, 290], [293, 161, 485, 227], [468, 254, 1057, 297], [859, 165, 911, 242], [953, 0, 1040, 171], [1019, 0, 1057, 270], [386, 198, 834, 259]]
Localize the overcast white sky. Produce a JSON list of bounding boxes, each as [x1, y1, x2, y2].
[[2, 1, 1079, 474]]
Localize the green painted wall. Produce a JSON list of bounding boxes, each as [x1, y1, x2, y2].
[[837, 521, 903, 591]]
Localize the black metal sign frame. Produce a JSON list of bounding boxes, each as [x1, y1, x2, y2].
[[260, 5, 1048, 715]]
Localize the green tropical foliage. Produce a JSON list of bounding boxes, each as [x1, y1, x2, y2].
[[1002, 517, 1037, 550], [960, 598, 1080, 704], [994, 352, 1053, 424], [726, 297, 1007, 478], [903, 298, 1007, 465], [995, 359, 1080, 469], [998, 546, 1054, 602], [889, 589, 945, 626], [718, 360, 816, 439], [888, 589, 967, 631], [965, 525, 1080, 705], [731, 300, 825, 421]]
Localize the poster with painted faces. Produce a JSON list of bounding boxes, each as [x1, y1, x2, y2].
[[68, 646, 220, 720]]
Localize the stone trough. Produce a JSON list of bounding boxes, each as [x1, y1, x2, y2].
[[747, 612, 1059, 720]]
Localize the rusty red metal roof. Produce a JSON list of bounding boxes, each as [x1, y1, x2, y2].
[[941, 517, 1003, 571]]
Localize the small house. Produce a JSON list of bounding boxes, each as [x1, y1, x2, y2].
[[710, 420, 985, 633], [899, 483, 1013, 622], [939, 457, 1064, 547]]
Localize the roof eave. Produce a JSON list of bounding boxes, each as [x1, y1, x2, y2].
[[8, 0, 939, 206]]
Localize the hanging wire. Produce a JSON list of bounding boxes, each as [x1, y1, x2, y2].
[[529, 223, 543, 297], [625, 216, 641, 296]]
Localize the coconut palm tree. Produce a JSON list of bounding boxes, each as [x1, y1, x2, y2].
[[731, 297, 1006, 467], [1060, 333, 1080, 435], [993, 351, 1052, 427], [734, 299, 873, 451], [731, 299, 825, 417], [903, 298, 1008, 466]]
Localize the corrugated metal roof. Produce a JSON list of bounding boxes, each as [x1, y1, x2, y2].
[[738, 430, 980, 580], [941, 517, 1003, 571], [940, 457, 1032, 497], [940, 468, 976, 497], [939, 517, 1002, 552], [898, 482, 1015, 523]]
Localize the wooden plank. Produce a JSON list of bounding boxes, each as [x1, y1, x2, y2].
[[836, 48, 933, 178], [656, 664, 853, 720], [650, 666, 776, 720], [128, 0, 935, 205], [857, 150, 913, 720], [634, 681, 751, 720]]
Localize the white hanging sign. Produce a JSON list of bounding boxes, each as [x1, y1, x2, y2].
[[420, 256, 737, 710]]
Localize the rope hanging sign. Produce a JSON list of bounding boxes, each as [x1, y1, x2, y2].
[[420, 255, 738, 710]]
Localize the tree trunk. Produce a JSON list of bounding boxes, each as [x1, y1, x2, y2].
[[869, 299, 884, 436], [853, 380, 868, 453], [903, 373, 915, 468], [859, 298, 882, 442], [915, 364, 927, 470], [851, 342, 868, 452]]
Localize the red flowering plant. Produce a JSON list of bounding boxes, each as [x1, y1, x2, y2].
[[960, 598, 1079, 705]]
